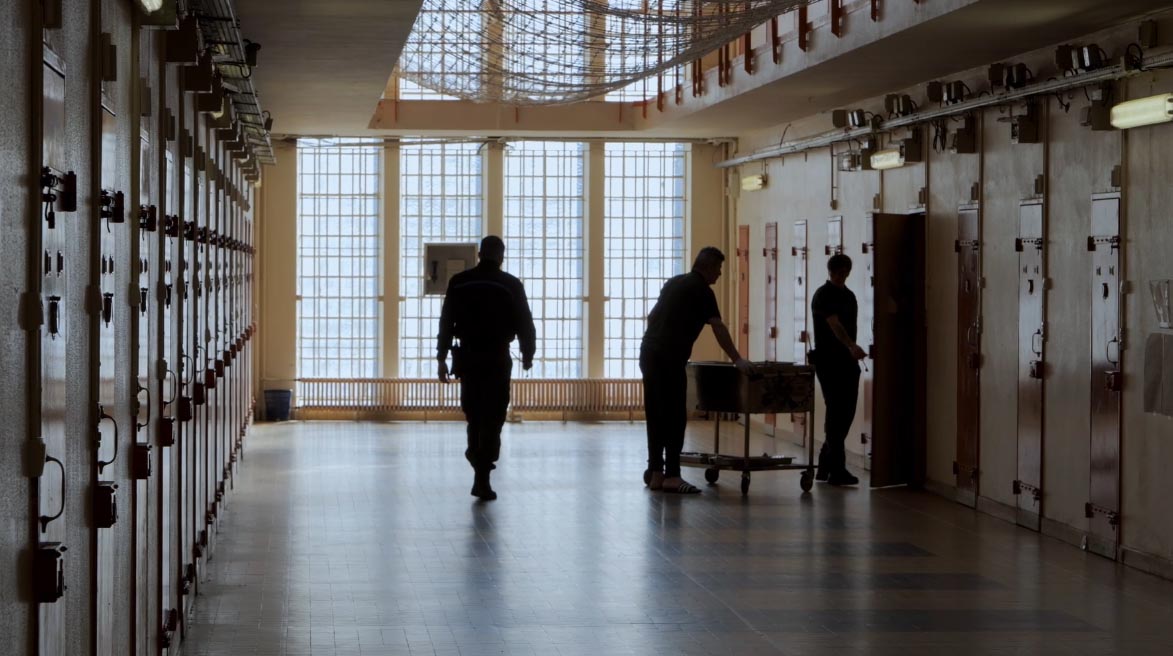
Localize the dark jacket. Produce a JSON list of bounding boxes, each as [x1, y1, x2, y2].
[[436, 260, 537, 362]]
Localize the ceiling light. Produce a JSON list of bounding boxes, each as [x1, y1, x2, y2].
[[137, 0, 163, 11], [1110, 93, 1173, 129], [870, 148, 904, 171]]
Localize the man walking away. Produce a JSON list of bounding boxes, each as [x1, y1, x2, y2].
[[810, 253, 867, 486], [641, 247, 754, 494], [437, 236, 536, 500]]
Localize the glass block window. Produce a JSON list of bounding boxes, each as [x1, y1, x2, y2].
[[296, 138, 382, 379], [603, 142, 689, 378], [399, 141, 484, 377], [504, 141, 586, 378]]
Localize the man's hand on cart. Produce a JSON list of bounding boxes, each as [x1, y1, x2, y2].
[[734, 357, 757, 377]]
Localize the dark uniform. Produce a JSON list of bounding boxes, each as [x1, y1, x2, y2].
[[810, 281, 860, 476], [437, 260, 536, 476], [640, 271, 722, 479]]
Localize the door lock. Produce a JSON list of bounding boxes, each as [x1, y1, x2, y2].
[[34, 542, 68, 603], [93, 481, 118, 528]]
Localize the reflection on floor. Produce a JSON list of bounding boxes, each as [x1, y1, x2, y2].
[[183, 421, 1173, 655]]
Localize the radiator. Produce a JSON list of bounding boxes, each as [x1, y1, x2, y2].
[[295, 378, 644, 420]]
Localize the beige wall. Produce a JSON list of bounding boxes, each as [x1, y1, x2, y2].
[[259, 142, 299, 407], [730, 18, 1173, 573]]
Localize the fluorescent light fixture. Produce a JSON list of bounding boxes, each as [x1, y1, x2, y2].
[[1110, 93, 1173, 129], [740, 174, 767, 191], [869, 148, 905, 170], [137, 0, 163, 11]]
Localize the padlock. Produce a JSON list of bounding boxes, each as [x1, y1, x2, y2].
[[178, 397, 193, 422], [193, 382, 206, 406]]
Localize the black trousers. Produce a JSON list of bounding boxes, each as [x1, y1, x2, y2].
[[459, 350, 513, 473], [813, 353, 861, 474], [640, 347, 687, 478]]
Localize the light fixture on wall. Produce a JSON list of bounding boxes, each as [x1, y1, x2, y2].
[[740, 174, 767, 191], [869, 148, 905, 170], [136, 0, 164, 11], [1110, 93, 1173, 130]]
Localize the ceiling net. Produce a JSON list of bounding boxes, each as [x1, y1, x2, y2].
[[398, 0, 813, 105]]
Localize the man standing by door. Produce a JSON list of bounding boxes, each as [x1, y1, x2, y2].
[[437, 236, 536, 500], [811, 253, 867, 486], [641, 247, 754, 494]]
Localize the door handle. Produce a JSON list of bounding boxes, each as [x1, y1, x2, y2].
[[39, 454, 66, 532], [97, 405, 120, 473], [136, 384, 152, 431]]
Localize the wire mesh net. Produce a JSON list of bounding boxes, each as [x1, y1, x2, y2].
[[398, 0, 813, 105]]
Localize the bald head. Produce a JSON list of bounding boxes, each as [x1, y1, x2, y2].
[[479, 235, 505, 266]]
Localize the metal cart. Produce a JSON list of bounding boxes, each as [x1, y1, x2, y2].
[[680, 361, 817, 495]]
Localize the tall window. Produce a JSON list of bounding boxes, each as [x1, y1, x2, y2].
[[399, 141, 484, 377], [296, 139, 382, 378], [603, 142, 689, 378], [504, 141, 586, 377]]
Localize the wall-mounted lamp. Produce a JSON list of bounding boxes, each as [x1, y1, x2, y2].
[[870, 148, 905, 170], [244, 40, 262, 68], [136, 0, 163, 11], [740, 174, 767, 191], [262, 111, 274, 132], [1110, 93, 1173, 129]]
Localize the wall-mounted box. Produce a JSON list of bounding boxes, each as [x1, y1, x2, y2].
[[423, 243, 478, 295]]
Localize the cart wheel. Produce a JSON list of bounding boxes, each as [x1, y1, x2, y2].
[[740, 472, 751, 496], [705, 468, 719, 484], [800, 472, 814, 492], [643, 469, 652, 486]]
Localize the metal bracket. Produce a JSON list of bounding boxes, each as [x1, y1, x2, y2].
[[798, 5, 811, 52], [1085, 502, 1120, 526], [1012, 480, 1042, 500]]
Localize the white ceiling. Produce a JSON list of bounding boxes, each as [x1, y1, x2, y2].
[[235, 0, 423, 136]]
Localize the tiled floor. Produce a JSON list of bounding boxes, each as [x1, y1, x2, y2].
[[183, 421, 1173, 655]]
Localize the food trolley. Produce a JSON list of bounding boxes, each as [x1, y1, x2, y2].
[[681, 361, 817, 495]]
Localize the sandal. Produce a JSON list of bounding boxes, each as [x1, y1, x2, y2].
[[661, 478, 701, 494]]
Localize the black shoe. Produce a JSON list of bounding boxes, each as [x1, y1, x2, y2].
[[827, 471, 859, 486], [815, 469, 830, 482], [472, 472, 497, 500]]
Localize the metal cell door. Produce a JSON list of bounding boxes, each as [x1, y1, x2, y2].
[[764, 222, 778, 434], [826, 216, 843, 256], [871, 212, 926, 488], [159, 145, 180, 652], [133, 125, 159, 656], [95, 97, 123, 656], [737, 225, 750, 357], [955, 204, 981, 507], [38, 48, 71, 656], [791, 220, 808, 437], [860, 215, 875, 462], [1014, 200, 1046, 530], [1087, 192, 1122, 560]]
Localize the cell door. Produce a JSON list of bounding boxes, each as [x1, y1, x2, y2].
[[95, 96, 124, 656], [1014, 201, 1046, 530], [737, 225, 750, 357], [826, 216, 843, 256], [791, 221, 809, 438], [764, 222, 778, 433], [179, 140, 198, 626], [955, 204, 981, 507], [870, 212, 926, 488], [1087, 192, 1122, 560], [859, 215, 875, 462], [159, 145, 180, 652], [38, 47, 71, 656], [133, 125, 160, 656]]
